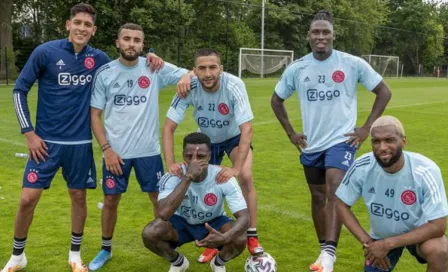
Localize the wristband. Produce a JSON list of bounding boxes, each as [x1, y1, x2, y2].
[[183, 173, 194, 181]]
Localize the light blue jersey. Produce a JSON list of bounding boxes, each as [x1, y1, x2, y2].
[[336, 151, 448, 240], [91, 57, 188, 159], [167, 72, 254, 144], [158, 165, 247, 225], [275, 50, 382, 153]]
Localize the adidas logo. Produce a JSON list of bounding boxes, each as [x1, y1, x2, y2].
[[113, 82, 121, 88], [304, 76, 310, 82], [56, 59, 65, 66], [341, 160, 350, 167], [197, 105, 203, 111], [368, 187, 376, 194], [87, 177, 94, 183]]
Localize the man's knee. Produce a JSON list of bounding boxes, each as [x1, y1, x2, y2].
[[419, 237, 448, 263], [104, 194, 121, 209], [19, 195, 39, 211], [309, 186, 326, 205], [238, 171, 254, 189], [142, 218, 166, 244], [70, 190, 87, 206]]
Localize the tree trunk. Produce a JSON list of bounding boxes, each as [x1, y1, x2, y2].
[[0, 0, 14, 80]]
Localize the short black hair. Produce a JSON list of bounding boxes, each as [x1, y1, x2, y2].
[[117, 23, 144, 38], [70, 3, 97, 23], [195, 48, 221, 62], [312, 10, 333, 24], [183, 132, 211, 151]]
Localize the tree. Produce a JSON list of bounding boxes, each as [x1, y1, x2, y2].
[[0, 0, 15, 80]]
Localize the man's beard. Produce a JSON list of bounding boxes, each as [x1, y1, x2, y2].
[[374, 147, 403, 168], [120, 48, 140, 61]]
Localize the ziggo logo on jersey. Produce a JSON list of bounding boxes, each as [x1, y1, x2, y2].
[[114, 95, 147, 106], [371, 203, 410, 221], [58, 73, 92, 85], [307, 89, 340, 101]]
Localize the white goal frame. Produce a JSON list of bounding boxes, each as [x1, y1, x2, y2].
[[238, 48, 294, 78], [361, 54, 400, 78]]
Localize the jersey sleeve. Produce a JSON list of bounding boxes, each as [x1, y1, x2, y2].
[[231, 80, 254, 126], [418, 165, 448, 221], [336, 163, 363, 206], [274, 64, 297, 100], [166, 93, 190, 124], [157, 174, 181, 201], [13, 44, 47, 134], [158, 61, 189, 88], [90, 64, 108, 110], [221, 177, 247, 214], [357, 57, 383, 91]]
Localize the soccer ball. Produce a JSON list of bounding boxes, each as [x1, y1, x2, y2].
[[245, 252, 277, 272]]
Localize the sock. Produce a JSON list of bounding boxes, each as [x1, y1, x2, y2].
[[214, 253, 226, 267], [319, 239, 326, 252], [102, 236, 112, 252], [247, 228, 258, 238], [12, 237, 27, 256], [69, 250, 81, 262], [325, 241, 338, 257], [170, 252, 184, 267], [71, 232, 83, 252]]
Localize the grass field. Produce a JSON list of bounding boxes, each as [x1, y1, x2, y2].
[[0, 77, 447, 272]]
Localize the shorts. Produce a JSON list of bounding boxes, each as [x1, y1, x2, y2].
[[102, 154, 163, 194], [22, 142, 96, 190], [168, 214, 233, 249], [300, 142, 356, 171], [364, 244, 426, 271], [210, 134, 252, 165]]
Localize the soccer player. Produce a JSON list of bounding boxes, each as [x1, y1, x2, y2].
[[3, 4, 162, 272], [270, 10, 391, 272], [163, 48, 263, 262], [142, 132, 249, 272], [336, 116, 448, 271], [88, 23, 192, 270]]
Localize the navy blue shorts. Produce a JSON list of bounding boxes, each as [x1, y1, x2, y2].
[[102, 154, 163, 194], [210, 134, 252, 165], [300, 142, 356, 171], [168, 215, 234, 249], [364, 245, 426, 271], [22, 142, 96, 190]]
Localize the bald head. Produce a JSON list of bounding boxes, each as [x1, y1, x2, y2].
[[371, 116, 405, 137]]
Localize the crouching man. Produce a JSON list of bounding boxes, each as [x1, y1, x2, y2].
[[142, 132, 249, 272]]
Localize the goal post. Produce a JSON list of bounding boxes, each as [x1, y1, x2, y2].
[[361, 54, 400, 78], [238, 48, 294, 78]]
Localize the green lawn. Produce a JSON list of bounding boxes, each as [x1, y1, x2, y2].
[[0, 77, 447, 271]]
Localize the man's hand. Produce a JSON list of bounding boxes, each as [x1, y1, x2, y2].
[[104, 148, 125, 176], [364, 240, 392, 271], [195, 223, 228, 248], [168, 162, 184, 178], [344, 126, 370, 148], [289, 133, 307, 150], [176, 72, 193, 98], [216, 166, 239, 184], [145, 53, 164, 72], [186, 147, 208, 180], [25, 131, 48, 164]]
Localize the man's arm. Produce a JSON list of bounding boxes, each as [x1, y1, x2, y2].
[[385, 218, 446, 249], [222, 209, 250, 243], [158, 147, 207, 220], [363, 81, 392, 129], [337, 199, 371, 245], [162, 118, 181, 176], [158, 174, 193, 221], [14, 45, 50, 163], [271, 93, 307, 149], [90, 108, 124, 176]]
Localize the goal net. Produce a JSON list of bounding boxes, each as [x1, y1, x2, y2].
[[239, 48, 294, 78], [361, 55, 399, 78]]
